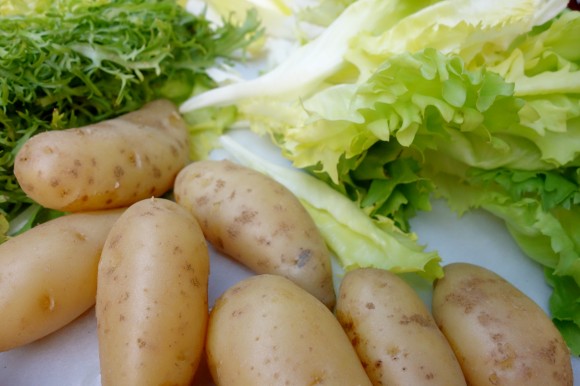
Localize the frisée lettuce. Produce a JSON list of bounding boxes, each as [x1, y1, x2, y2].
[[0, 0, 260, 239]]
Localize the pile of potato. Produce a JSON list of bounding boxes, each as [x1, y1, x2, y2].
[[0, 100, 573, 386]]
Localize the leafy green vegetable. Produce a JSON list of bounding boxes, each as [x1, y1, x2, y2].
[[0, 212, 8, 244], [547, 268, 580, 355], [0, 0, 260, 240], [184, 0, 580, 351]]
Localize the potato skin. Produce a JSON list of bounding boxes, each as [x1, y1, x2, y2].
[[206, 274, 372, 386], [14, 99, 189, 212], [336, 268, 466, 386], [432, 262, 573, 386], [174, 159, 336, 308], [96, 198, 209, 386], [0, 209, 124, 352]]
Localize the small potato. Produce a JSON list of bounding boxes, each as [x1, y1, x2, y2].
[[0, 208, 124, 352], [14, 99, 189, 212], [432, 262, 573, 386], [96, 198, 209, 386], [174, 159, 336, 308], [206, 274, 372, 386], [336, 268, 466, 386]]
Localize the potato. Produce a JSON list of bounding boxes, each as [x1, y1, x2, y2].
[[432, 262, 573, 386], [174, 159, 336, 308], [206, 274, 372, 386], [0, 208, 123, 352], [14, 99, 189, 212], [336, 267, 467, 386], [96, 198, 209, 386]]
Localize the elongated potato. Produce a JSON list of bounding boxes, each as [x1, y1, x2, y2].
[[0, 208, 124, 352], [96, 198, 209, 386], [14, 99, 189, 212], [207, 274, 372, 386], [336, 268, 467, 386], [432, 262, 573, 386], [174, 159, 336, 308]]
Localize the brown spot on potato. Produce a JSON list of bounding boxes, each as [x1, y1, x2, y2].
[[273, 221, 292, 237], [488, 373, 500, 385], [127, 153, 137, 166], [59, 188, 71, 198], [118, 292, 130, 304], [443, 291, 477, 314], [107, 234, 123, 249], [478, 311, 499, 326], [443, 275, 500, 313], [538, 338, 559, 365], [308, 373, 326, 385], [190, 276, 201, 288], [296, 249, 312, 268], [113, 165, 124, 178], [170, 144, 178, 157], [235, 209, 257, 224], [399, 313, 433, 327], [387, 345, 401, 359], [493, 341, 517, 370], [196, 195, 209, 207], [73, 231, 87, 241], [256, 235, 271, 246], [255, 258, 270, 269], [226, 225, 240, 240]]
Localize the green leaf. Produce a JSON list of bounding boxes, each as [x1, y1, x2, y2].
[[552, 319, 580, 356], [545, 268, 580, 355], [0, 213, 8, 244]]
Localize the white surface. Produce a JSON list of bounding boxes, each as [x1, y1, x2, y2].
[[0, 130, 578, 385]]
